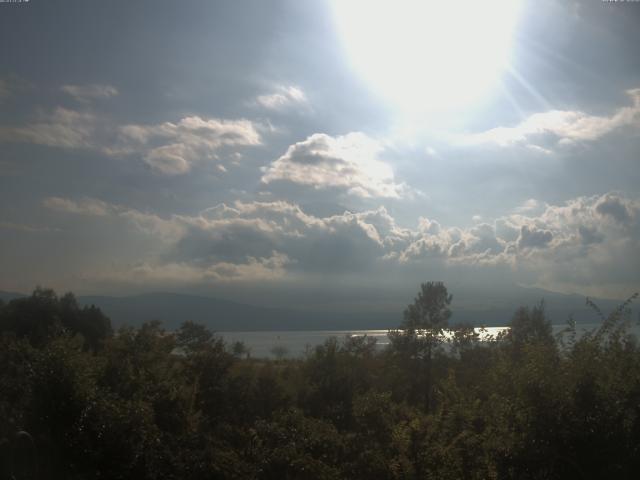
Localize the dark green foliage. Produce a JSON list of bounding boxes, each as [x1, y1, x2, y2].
[[0, 286, 639, 479], [402, 281, 452, 333], [0, 287, 112, 350], [176, 320, 214, 353], [299, 336, 381, 430], [388, 281, 453, 412], [251, 409, 344, 479], [508, 301, 553, 347]]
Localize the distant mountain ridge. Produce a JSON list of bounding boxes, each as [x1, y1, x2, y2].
[[77, 292, 366, 331], [0, 291, 25, 303], [1, 288, 631, 331]]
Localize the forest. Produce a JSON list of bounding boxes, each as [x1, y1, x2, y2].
[[1, 283, 639, 479]]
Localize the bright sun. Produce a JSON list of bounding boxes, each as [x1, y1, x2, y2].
[[331, 0, 522, 115]]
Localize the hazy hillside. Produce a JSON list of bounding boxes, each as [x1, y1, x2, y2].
[[77, 292, 395, 331], [1, 288, 627, 331], [79, 288, 625, 331], [0, 291, 25, 303]]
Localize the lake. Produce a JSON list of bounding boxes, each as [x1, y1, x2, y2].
[[219, 323, 640, 358]]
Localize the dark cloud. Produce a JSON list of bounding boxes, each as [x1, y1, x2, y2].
[[20, 191, 637, 300], [518, 226, 553, 250], [467, 223, 504, 255], [595, 194, 631, 224], [578, 225, 604, 245]]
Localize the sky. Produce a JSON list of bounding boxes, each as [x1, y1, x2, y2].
[[1, 0, 639, 312]]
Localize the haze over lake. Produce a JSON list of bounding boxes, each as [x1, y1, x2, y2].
[[220, 323, 640, 358]]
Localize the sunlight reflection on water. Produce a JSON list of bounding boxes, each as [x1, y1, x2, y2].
[[220, 323, 640, 359], [219, 326, 509, 359]]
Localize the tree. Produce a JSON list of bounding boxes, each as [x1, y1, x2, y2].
[[402, 281, 452, 333], [0, 288, 112, 350], [270, 344, 289, 361], [508, 301, 553, 347], [231, 340, 250, 359], [389, 282, 452, 412], [176, 321, 214, 354]]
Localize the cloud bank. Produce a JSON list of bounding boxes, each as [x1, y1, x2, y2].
[[42, 192, 640, 298]]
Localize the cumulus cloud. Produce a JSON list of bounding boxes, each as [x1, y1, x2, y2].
[[174, 201, 410, 273], [43, 196, 409, 281], [0, 107, 261, 175], [261, 132, 407, 198], [578, 225, 604, 245], [0, 108, 100, 149], [466, 87, 640, 151], [142, 144, 191, 175], [42, 192, 640, 297], [515, 198, 544, 214], [44, 196, 187, 242], [394, 192, 640, 296], [255, 85, 308, 110], [43, 196, 112, 216], [116, 115, 262, 174], [118, 209, 186, 243], [517, 194, 640, 297], [61, 84, 118, 102], [517, 225, 553, 249], [118, 251, 292, 285], [595, 193, 631, 224]]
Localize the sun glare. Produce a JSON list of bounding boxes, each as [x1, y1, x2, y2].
[[332, 0, 522, 116]]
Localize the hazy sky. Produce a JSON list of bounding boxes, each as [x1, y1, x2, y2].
[[1, 0, 639, 309]]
